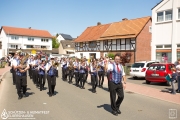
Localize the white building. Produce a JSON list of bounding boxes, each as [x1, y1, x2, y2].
[[0, 26, 53, 58], [56, 33, 73, 43], [151, 0, 180, 63]]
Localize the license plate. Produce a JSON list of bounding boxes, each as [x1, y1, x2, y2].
[[151, 74, 159, 76], [133, 70, 139, 72]]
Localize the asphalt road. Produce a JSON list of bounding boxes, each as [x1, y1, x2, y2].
[[0, 71, 180, 120]]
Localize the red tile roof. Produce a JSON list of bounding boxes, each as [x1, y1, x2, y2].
[[74, 24, 111, 42], [99, 16, 151, 40], [74, 16, 151, 42], [1, 26, 52, 38]]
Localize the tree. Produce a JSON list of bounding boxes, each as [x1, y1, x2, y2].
[[56, 33, 59, 38], [120, 52, 132, 66], [52, 37, 60, 48]]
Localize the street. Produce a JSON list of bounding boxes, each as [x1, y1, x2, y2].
[[0, 69, 180, 120]]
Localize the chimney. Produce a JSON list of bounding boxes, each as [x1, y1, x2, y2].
[[97, 22, 101, 26], [122, 18, 128, 21], [29, 27, 31, 29]]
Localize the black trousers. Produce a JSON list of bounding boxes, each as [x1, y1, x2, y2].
[[62, 68, 67, 80], [109, 81, 124, 112], [98, 71, 105, 86], [29, 65, 32, 78], [12, 69, 16, 84], [74, 72, 79, 86], [47, 75, 56, 95], [39, 74, 46, 90], [85, 71, 88, 82], [91, 75, 98, 91], [16, 75, 27, 96], [56, 70, 59, 77], [68, 70, 74, 83], [33, 70, 38, 84], [79, 73, 86, 87]]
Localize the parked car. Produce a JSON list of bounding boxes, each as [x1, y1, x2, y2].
[[145, 63, 175, 86], [41, 55, 46, 61], [130, 61, 159, 79]]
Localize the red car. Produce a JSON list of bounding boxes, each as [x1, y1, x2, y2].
[[145, 63, 175, 86]]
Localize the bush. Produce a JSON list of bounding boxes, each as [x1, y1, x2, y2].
[[0, 61, 6, 68], [107, 53, 115, 60]]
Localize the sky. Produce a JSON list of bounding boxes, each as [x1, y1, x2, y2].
[[0, 0, 161, 38]]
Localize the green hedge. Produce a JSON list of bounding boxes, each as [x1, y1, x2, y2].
[[0, 62, 6, 68]]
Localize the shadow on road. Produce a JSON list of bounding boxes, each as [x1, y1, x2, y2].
[[26, 88, 31, 90], [161, 88, 172, 93], [97, 104, 111, 113], [46, 91, 59, 96], [26, 92, 35, 97]]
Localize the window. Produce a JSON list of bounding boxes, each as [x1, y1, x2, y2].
[[156, 45, 163, 48], [131, 63, 145, 68], [89, 41, 96, 48], [178, 8, 180, 19], [157, 12, 164, 22], [165, 10, 172, 21], [11, 45, 16, 48], [177, 52, 180, 59], [164, 45, 171, 48], [0, 42, 2, 49], [41, 38, 48, 42], [156, 52, 172, 63], [11, 36, 19, 40], [28, 37, 34, 41], [26, 45, 33, 48], [80, 43, 83, 47], [66, 44, 71, 47], [149, 26, 152, 33], [41, 46, 46, 48], [11, 45, 18, 49], [177, 44, 180, 48]]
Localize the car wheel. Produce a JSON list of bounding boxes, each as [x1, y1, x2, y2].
[[146, 80, 150, 84], [133, 77, 138, 79]]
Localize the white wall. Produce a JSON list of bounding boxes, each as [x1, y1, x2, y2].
[[57, 35, 65, 42], [152, 0, 180, 62], [1, 29, 8, 56], [0, 28, 53, 56], [75, 52, 100, 59]]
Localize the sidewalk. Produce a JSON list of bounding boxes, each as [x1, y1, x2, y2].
[[87, 75, 180, 105], [0, 65, 11, 82]]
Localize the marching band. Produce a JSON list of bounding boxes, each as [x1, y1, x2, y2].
[[11, 50, 113, 99]]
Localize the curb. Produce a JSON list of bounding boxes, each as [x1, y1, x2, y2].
[[0, 68, 10, 84]]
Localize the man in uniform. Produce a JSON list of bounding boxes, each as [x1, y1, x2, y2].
[[11, 53, 18, 85], [107, 53, 126, 116], [13, 51, 30, 99], [46, 57, 57, 97]]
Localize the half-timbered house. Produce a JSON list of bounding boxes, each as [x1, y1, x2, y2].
[[74, 16, 152, 63]]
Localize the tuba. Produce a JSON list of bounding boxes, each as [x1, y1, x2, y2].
[[68, 61, 74, 70], [51, 60, 59, 68], [20, 53, 30, 70]]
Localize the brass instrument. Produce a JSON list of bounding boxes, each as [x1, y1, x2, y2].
[[68, 61, 74, 70], [19, 53, 30, 70], [51, 60, 59, 68]]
